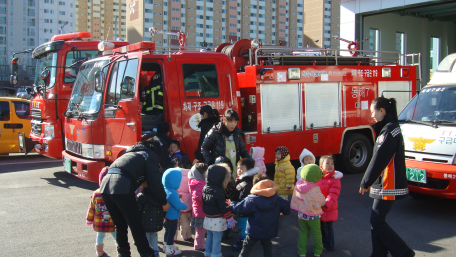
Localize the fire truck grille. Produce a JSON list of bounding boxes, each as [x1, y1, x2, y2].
[[66, 139, 82, 155], [408, 178, 450, 190], [31, 108, 41, 119], [31, 119, 42, 136]]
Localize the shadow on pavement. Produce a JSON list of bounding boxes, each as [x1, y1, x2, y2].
[[41, 171, 98, 191], [0, 154, 62, 174]]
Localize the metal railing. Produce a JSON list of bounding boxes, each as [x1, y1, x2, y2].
[[252, 47, 403, 66], [403, 53, 422, 89]]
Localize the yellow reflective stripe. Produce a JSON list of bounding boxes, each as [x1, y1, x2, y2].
[[146, 107, 154, 111], [154, 105, 163, 110], [158, 92, 163, 96]]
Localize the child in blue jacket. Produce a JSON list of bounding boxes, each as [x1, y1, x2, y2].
[[230, 174, 290, 257], [162, 168, 188, 256]]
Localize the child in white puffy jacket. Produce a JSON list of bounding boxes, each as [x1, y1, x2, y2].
[[296, 148, 316, 182]]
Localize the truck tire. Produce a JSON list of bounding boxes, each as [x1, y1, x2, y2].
[[337, 133, 372, 174]]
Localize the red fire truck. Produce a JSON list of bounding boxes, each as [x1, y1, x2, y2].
[[62, 31, 417, 182], [20, 32, 128, 159]]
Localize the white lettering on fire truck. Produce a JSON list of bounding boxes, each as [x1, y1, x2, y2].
[[351, 87, 370, 98], [301, 70, 348, 78], [444, 174, 456, 179], [351, 69, 378, 78], [183, 101, 225, 112]]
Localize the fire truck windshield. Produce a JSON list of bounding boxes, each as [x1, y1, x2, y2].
[[67, 59, 109, 117], [34, 52, 58, 89], [399, 86, 456, 124]]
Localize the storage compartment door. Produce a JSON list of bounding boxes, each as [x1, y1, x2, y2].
[[305, 83, 341, 129], [378, 81, 411, 113], [260, 83, 302, 133]]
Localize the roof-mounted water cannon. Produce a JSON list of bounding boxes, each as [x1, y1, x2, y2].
[[148, 27, 186, 49], [333, 35, 368, 57], [98, 41, 116, 55]]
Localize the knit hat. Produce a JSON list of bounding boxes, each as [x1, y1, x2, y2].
[[157, 121, 170, 134], [99, 167, 109, 186], [300, 164, 323, 183], [275, 146, 289, 160]]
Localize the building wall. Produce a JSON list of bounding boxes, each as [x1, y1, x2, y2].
[[363, 13, 456, 86], [75, 0, 127, 41], [128, 0, 304, 48], [39, 0, 76, 43], [303, 0, 340, 49]]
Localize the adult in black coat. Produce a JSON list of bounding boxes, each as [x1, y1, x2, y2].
[[193, 105, 220, 165], [359, 97, 415, 257], [100, 139, 169, 257], [201, 109, 251, 171]]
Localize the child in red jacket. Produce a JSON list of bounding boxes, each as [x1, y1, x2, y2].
[[316, 155, 343, 252]]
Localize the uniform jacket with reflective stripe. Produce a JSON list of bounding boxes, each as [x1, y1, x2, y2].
[[360, 114, 409, 200]]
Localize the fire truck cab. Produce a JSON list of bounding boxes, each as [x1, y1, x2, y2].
[[62, 33, 417, 182], [399, 53, 456, 199], [25, 32, 128, 159], [62, 40, 239, 181]]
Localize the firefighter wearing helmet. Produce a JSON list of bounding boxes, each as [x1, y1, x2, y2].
[[142, 70, 164, 115]]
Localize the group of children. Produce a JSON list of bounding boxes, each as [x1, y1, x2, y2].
[[86, 146, 342, 257]]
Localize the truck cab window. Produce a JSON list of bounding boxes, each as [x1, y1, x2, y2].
[[64, 50, 102, 83], [182, 64, 219, 98], [106, 58, 139, 105]]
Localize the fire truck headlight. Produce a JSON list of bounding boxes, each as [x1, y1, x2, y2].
[[93, 145, 105, 159], [81, 143, 94, 158], [44, 125, 55, 138]]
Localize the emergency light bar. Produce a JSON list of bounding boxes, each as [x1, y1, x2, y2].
[[112, 42, 156, 54], [51, 32, 92, 42]]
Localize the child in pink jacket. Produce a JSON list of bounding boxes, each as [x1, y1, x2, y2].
[[316, 155, 343, 252], [250, 146, 267, 174], [188, 163, 209, 251], [176, 156, 193, 241]]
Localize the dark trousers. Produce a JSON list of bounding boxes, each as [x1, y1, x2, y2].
[[101, 193, 153, 257], [240, 235, 273, 257], [370, 199, 414, 257], [164, 219, 178, 245], [321, 221, 334, 251]]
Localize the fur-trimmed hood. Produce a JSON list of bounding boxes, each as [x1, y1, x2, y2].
[[238, 167, 260, 180]]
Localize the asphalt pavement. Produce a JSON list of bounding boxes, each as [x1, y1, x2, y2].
[[1, 154, 455, 257]]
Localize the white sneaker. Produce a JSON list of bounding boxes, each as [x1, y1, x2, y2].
[[165, 244, 182, 256]]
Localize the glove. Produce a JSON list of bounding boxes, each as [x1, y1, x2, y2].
[[227, 217, 236, 229], [86, 221, 93, 226]]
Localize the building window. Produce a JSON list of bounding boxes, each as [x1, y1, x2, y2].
[[58, 1, 65, 5], [59, 11, 65, 15], [27, 8, 35, 16], [430, 37, 440, 79], [396, 32, 405, 65], [369, 29, 379, 57]]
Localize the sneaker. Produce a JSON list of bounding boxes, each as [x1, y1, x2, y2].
[[164, 244, 182, 256], [154, 250, 159, 257], [184, 237, 194, 242], [231, 238, 244, 251]]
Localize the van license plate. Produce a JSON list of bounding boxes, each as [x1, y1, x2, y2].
[[406, 167, 426, 183], [64, 157, 72, 174]]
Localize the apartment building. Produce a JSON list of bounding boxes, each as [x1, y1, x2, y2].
[[303, 0, 340, 49], [0, 0, 76, 88], [126, 0, 304, 48], [75, 0, 127, 40]]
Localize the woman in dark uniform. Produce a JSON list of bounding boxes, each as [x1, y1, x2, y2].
[[359, 97, 415, 257]]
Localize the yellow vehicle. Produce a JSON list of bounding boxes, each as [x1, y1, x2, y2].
[[0, 97, 31, 154]]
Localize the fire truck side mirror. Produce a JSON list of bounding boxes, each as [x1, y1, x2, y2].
[[41, 69, 50, 81], [94, 71, 104, 93]]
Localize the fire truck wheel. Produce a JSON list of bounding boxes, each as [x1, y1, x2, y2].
[[337, 133, 372, 174]]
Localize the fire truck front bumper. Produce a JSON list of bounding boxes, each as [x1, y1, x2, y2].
[[406, 159, 456, 199], [30, 133, 63, 159], [62, 150, 106, 182]]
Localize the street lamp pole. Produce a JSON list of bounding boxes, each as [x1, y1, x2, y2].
[[60, 21, 69, 34]]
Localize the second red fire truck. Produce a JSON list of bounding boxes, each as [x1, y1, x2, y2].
[[62, 31, 417, 182], [22, 32, 128, 159]]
